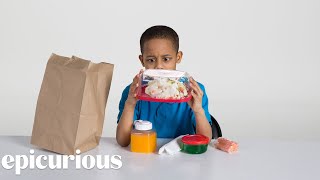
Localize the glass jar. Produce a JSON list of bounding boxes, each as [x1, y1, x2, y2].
[[130, 120, 157, 153]]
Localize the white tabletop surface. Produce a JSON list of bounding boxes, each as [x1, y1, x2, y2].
[[0, 136, 319, 180]]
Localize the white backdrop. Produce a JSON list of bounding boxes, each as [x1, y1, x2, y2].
[[0, 0, 319, 140]]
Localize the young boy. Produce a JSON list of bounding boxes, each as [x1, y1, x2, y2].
[[116, 25, 212, 147]]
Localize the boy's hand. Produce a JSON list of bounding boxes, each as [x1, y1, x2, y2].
[[125, 70, 143, 107], [187, 77, 212, 139], [188, 77, 204, 114]]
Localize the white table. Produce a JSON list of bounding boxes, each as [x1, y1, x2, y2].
[[0, 136, 319, 180]]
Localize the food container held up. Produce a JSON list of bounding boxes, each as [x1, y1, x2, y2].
[[137, 69, 192, 103]]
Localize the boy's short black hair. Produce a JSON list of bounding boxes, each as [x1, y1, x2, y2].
[[140, 25, 179, 53]]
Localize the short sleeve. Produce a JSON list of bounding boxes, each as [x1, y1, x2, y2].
[[117, 85, 139, 123], [191, 82, 212, 128]]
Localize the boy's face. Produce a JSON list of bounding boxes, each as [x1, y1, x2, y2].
[[139, 38, 183, 70]]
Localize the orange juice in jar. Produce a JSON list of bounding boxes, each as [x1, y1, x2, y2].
[[131, 120, 157, 153]]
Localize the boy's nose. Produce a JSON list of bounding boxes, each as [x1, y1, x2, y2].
[[155, 61, 163, 69]]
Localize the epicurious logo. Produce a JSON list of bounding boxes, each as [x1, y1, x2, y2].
[[1, 149, 122, 175]]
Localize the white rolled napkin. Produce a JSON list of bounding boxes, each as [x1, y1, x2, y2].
[[158, 135, 185, 155]]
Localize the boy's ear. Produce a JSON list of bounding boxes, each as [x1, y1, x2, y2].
[[176, 51, 183, 64], [139, 55, 145, 67]]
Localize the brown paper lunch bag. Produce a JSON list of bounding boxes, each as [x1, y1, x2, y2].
[[31, 53, 114, 155]]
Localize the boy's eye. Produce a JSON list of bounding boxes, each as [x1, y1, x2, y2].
[[146, 59, 155, 62], [163, 57, 171, 61]]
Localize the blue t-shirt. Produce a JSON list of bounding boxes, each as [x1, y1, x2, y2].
[[117, 82, 212, 138]]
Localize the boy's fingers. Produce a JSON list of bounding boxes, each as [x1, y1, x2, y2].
[[192, 81, 201, 92], [191, 92, 201, 103], [133, 74, 139, 82], [195, 86, 203, 96], [190, 85, 198, 96], [130, 73, 140, 96], [191, 88, 203, 100], [191, 91, 203, 106], [189, 78, 197, 86], [190, 77, 197, 84], [190, 82, 201, 95], [191, 81, 203, 96], [129, 82, 138, 94], [130, 74, 140, 93], [191, 90, 199, 97]]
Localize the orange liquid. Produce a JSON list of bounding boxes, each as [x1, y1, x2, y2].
[[131, 131, 157, 153]]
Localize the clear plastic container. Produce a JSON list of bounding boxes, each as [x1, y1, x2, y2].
[[137, 69, 192, 103], [181, 134, 210, 154], [130, 120, 157, 153]]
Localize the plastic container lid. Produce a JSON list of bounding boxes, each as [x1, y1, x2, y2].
[[181, 135, 210, 145], [134, 120, 152, 131], [143, 69, 189, 78]]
